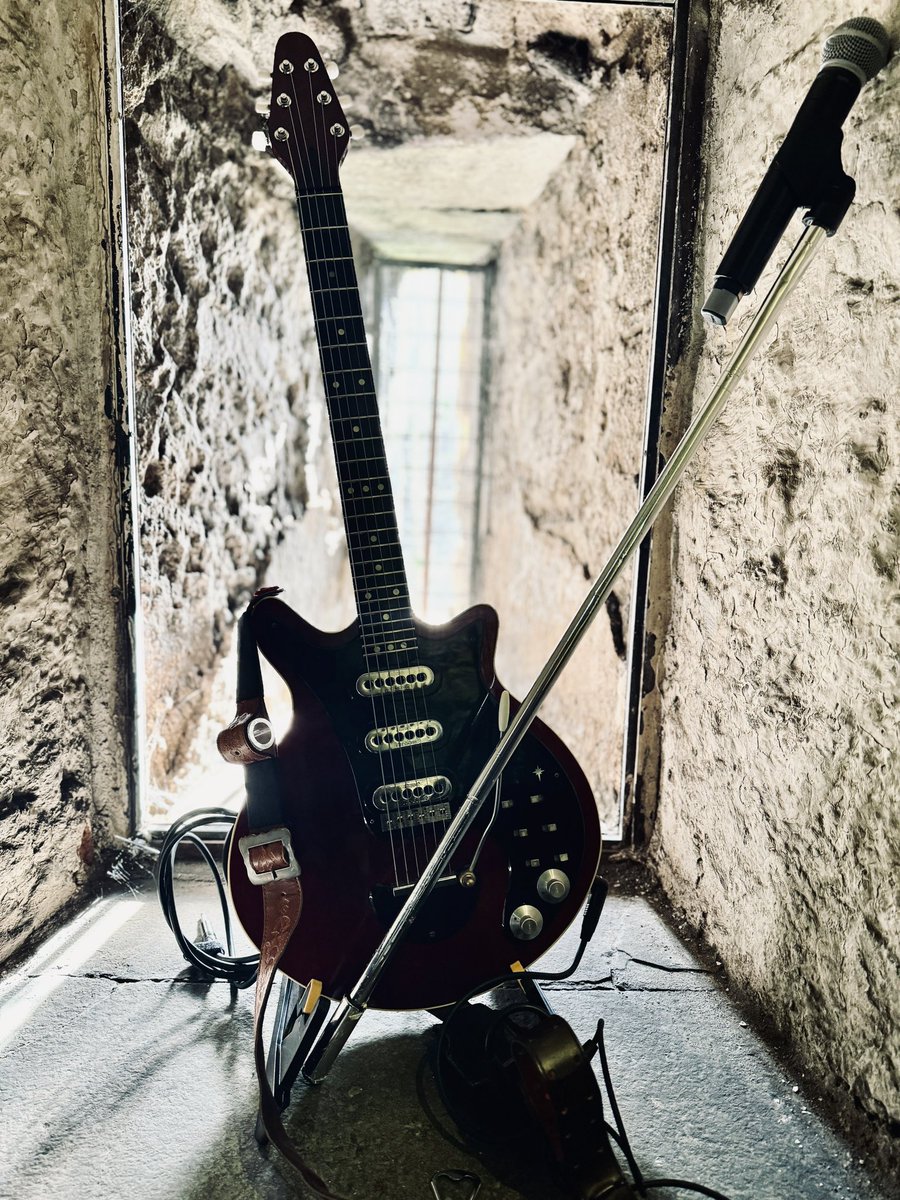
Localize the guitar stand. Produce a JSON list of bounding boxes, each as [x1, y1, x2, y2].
[[255, 969, 553, 1144], [255, 977, 332, 1142]]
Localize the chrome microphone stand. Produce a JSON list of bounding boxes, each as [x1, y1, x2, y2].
[[294, 222, 829, 1082]]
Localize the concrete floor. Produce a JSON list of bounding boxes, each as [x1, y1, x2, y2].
[[0, 862, 890, 1200]]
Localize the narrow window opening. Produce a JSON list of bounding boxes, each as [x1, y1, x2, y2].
[[375, 263, 489, 624]]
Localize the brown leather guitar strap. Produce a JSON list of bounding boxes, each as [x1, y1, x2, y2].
[[250, 863, 346, 1199], [218, 589, 348, 1199]]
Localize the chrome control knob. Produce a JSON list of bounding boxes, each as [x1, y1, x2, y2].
[[509, 904, 543, 941], [537, 868, 570, 903]]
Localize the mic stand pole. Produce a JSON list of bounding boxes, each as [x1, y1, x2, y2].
[[300, 222, 828, 1083]]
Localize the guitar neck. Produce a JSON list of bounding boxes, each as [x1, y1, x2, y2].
[[298, 191, 415, 660]]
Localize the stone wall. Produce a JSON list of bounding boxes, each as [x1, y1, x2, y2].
[[650, 0, 899, 1136], [0, 0, 131, 963], [121, 5, 335, 809], [478, 15, 670, 831]]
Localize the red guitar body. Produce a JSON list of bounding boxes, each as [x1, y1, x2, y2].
[[229, 597, 601, 1010]]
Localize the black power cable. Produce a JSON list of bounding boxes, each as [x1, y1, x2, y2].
[[432, 879, 734, 1200], [156, 808, 259, 988]]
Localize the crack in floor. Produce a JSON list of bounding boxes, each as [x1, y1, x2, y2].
[[24, 971, 225, 985]]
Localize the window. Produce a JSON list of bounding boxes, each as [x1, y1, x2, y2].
[[374, 264, 489, 623]]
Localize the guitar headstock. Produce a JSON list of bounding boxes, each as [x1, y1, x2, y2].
[[266, 32, 351, 192]]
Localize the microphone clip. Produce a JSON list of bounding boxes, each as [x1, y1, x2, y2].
[[702, 16, 890, 326]]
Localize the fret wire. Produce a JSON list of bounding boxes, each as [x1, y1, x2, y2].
[[354, 573, 407, 586], [341, 502, 396, 514], [350, 576, 410, 585], [326, 391, 378, 403], [360, 642, 418, 652], [349, 553, 407, 566], [330, 420, 381, 433], [357, 614, 417, 624], [361, 633, 418, 645], [359, 635, 418, 643]]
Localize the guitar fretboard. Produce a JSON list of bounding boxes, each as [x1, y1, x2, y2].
[[298, 191, 416, 665]]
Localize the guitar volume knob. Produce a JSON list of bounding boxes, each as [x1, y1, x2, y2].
[[537, 868, 570, 904], [509, 904, 543, 941]]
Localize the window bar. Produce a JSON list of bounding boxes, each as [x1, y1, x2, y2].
[[422, 270, 445, 612]]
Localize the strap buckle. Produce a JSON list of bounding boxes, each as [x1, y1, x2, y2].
[[238, 827, 300, 885]]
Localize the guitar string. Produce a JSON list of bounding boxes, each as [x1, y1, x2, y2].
[[289, 67, 418, 888], [287, 60, 444, 886], [283, 52, 461, 885], [302, 69, 454, 877], [300, 72, 435, 884], [282, 67, 407, 887], [294, 60, 452, 876]]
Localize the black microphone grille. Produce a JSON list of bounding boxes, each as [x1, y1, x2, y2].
[[821, 16, 891, 84]]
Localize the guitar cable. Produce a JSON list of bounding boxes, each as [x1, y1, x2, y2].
[[428, 878, 734, 1200], [155, 808, 259, 989]]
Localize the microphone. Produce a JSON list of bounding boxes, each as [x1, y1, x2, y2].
[[702, 16, 891, 326]]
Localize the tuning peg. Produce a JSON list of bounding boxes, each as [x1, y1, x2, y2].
[[251, 129, 270, 153]]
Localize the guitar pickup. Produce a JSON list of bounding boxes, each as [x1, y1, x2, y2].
[[357, 665, 434, 696], [365, 720, 442, 752], [372, 776, 452, 810]]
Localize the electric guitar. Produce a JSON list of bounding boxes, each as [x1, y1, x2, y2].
[[228, 32, 602, 1011]]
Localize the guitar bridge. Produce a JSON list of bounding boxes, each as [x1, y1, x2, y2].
[[380, 802, 451, 832]]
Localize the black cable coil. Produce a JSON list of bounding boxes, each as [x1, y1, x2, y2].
[[156, 807, 259, 988]]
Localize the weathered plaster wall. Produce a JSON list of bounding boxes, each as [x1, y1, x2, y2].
[[478, 14, 670, 831], [0, 0, 130, 962], [650, 0, 899, 1134], [122, 6, 340, 809]]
